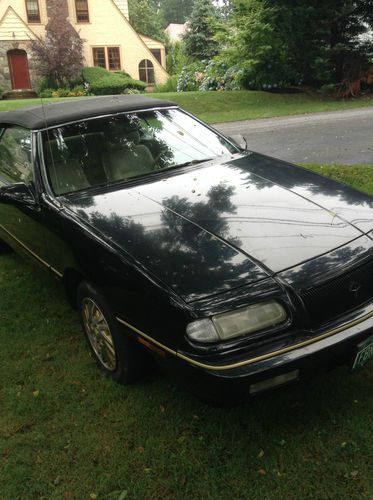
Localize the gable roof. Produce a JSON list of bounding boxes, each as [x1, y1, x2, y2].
[[109, 0, 168, 79], [0, 6, 36, 41], [112, 0, 129, 20], [0, 95, 177, 130]]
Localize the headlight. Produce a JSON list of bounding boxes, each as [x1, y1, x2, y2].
[[186, 301, 287, 343]]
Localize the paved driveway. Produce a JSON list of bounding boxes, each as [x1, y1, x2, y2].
[[214, 107, 373, 164]]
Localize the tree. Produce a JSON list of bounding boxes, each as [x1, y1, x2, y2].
[[183, 0, 220, 60], [219, 0, 233, 19], [160, 0, 195, 26], [215, 0, 292, 88], [217, 0, 373, 90], [30, 0, 84, 88], [265, 0, 373, 87], [128, 0, 165, 41]]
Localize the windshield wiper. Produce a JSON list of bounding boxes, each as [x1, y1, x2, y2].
[[174, 158, 215, 169]]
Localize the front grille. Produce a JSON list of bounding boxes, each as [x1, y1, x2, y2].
[[300, 259, 373, 327]]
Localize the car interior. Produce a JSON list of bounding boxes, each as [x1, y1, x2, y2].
[[43, 123, 160, 195]]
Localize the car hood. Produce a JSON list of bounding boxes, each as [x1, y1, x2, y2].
[[63, 153, 373, 302]]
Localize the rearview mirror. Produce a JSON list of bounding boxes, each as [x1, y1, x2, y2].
[[228, 134, 248, 151], [0, 183, 37, 206]]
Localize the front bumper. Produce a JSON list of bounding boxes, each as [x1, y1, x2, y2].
[[117, 303, 373, 404], [170, 304, 373, 403]]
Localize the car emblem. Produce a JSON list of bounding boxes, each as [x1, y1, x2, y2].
[[349, 281, 362, 299]]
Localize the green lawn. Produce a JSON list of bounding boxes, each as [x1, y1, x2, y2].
[[1, 90, 373, 123], [0, 164, 372, 499]]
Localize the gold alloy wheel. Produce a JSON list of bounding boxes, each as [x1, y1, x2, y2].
[[82, 298, 117, 371]]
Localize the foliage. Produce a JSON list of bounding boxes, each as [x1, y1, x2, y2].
[[0, 85, 4, 98], [215, 0, 298, 90], [39, 86, 88, 98], [128, 0, 165, 41], [155, 74, 179, 92], [198, 60, 243, 91], [183, 0, 220, 60], [82, 67, 147, 95], [166, 41, 189, 75], [214, 0, 373, 90], [176, 62, 205, 91], [29, 0, 84, 88], [219, 0, 233, 19], [160, 0, 194, 25]]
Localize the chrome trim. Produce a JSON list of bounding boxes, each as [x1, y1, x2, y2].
[[116, 309, 373, 371], [0, 223, 63, 278]]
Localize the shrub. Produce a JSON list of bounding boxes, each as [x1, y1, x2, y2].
[[52, 88, 70, 97], [36, 76, 57, 93], [82, 67, 146, 95], [155, 75, 178, 92], [198, 60, 243, 91], [39, 88, 55, 98], [39, 85, 88, 98], [0, 85, 4, 98], [176, 62, 205, 92]]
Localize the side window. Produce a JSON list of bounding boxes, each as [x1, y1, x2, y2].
[[0, 127, 33, 186]]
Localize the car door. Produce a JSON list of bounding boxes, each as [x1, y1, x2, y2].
[[0, 125, 50, 268]]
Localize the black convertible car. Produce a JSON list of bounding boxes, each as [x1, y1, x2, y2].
[[0, 95, 372, 404]]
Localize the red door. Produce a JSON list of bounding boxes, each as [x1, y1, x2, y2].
[[7, 50, 31, 90]]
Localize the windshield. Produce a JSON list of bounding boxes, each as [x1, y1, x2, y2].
[[42, 108, 237, 196]]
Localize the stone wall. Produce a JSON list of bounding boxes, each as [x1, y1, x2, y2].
[[0, 40, 38, 91]]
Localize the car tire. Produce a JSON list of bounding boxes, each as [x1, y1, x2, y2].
[[77, 281, 151, 384]]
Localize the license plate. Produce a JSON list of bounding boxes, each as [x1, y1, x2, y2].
[[351, 335, 373, 372]]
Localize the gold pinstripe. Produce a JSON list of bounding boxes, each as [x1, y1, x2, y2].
[[117, 310, 373, 371]]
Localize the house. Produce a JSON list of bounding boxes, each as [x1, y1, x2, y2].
[[164, 23, 187, 43], [0, 0, 168, 92]]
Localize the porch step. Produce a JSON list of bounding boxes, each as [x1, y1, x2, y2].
[[2, 89, 38, 100]]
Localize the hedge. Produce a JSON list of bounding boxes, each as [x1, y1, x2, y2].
[[82, 67, 147, 95]]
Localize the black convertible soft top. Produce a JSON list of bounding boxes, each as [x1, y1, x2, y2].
[[0, 95, 176, 130]]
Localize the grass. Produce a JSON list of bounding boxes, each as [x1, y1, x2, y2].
[[1, 90, 373, 123], [300, 164, 373, 195], [0, 164, 372, 499]]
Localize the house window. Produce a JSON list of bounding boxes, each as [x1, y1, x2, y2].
[[150, 49, 162, 65], [139, 59, 155, 84], [108, 47, 121, 71], [25, 0, 41, 23], [93, 48, 106, 68], [75, 0, 89, 23], [93, 47, 121, 70]]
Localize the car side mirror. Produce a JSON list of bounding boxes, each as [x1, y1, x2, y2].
[[228, 134, 248, 151], [0, 182, 37, 207]]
